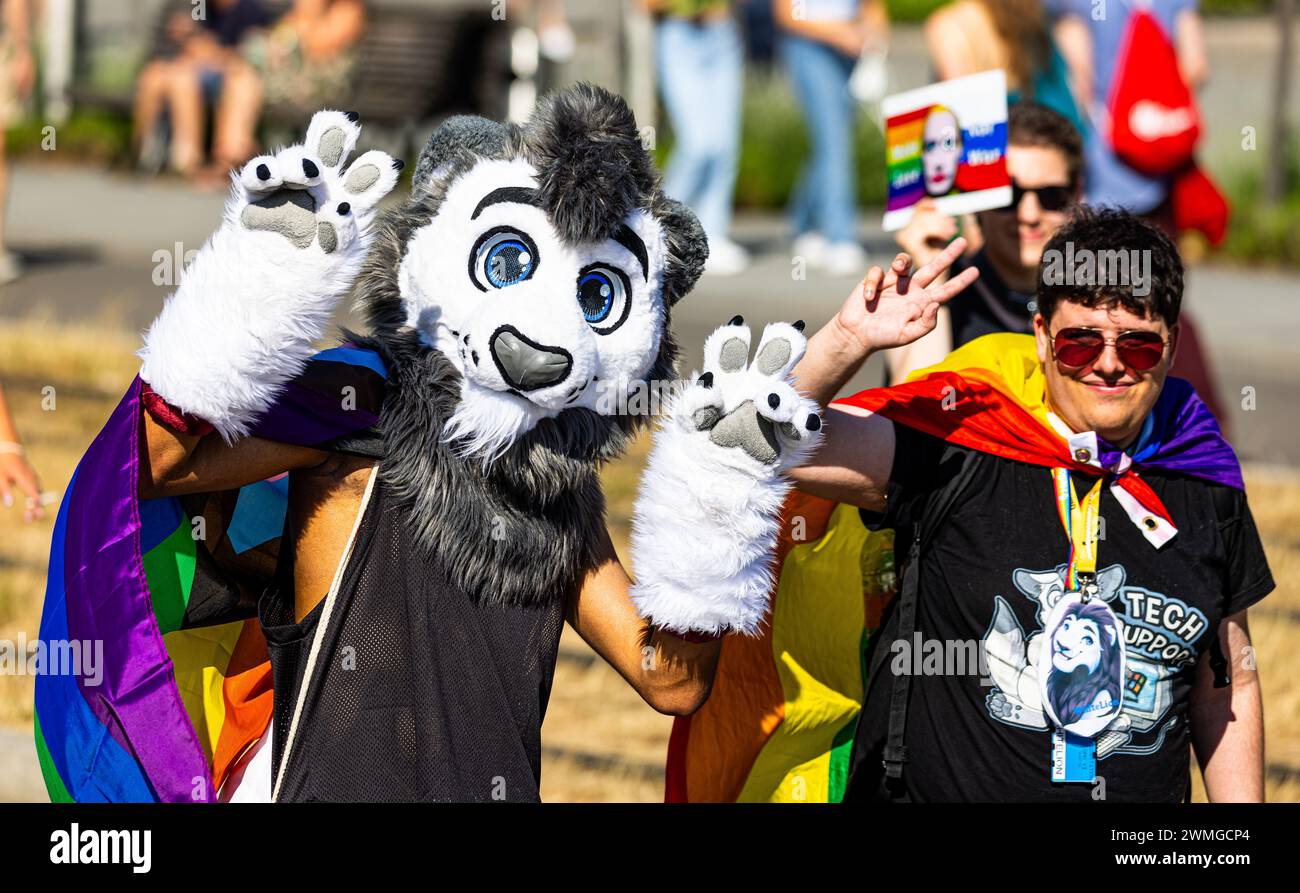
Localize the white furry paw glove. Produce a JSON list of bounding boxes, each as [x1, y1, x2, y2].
[[630, 317, 823, 636], [139, 110, 401, 440]]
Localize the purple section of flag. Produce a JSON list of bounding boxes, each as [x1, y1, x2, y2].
[[1098, 377, 1243, 490], [250, 378, 380, 446], [48, 345, 387, 802], [62, 377, 211, 801], [887, 183, 926, 212]]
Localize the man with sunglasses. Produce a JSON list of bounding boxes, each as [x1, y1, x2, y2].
[[787, 207, 1272, 801], [889, 103, 1082, 382]]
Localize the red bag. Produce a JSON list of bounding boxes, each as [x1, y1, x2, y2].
[[1107, 9, 1201, 177], [1171, 163, 1230, 246]]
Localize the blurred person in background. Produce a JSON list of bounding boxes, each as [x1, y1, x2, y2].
[[132, 0, 272, 178], [1053, 0, 1207, 223], [888, 103, 1083, 382], [237, 0, 366, 143], [924, 0, 1086, 132], [0, 0, 34, 284], [645, 0, 750, 276], [517, 0, 577, 63], [919, 0, 1085, 262], [775, 0, 889, 277], [0, 382, 42, 522]]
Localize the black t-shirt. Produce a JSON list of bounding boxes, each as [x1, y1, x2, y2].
[[849, 423, 1274, 802]]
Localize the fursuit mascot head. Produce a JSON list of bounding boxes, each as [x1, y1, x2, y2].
[[348, 83, 707, 607]]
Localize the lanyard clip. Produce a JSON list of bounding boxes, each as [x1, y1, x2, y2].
[[1077, 571, 1099, 603]]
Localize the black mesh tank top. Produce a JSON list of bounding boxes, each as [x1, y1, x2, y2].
[[258, 474, 567, 802]]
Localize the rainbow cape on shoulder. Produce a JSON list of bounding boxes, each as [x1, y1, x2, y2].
[[665, 333, 1241, 802], [34, 345, 386, 802]]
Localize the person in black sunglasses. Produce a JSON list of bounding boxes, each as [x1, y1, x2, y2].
[[888, 103, 1083, 382]]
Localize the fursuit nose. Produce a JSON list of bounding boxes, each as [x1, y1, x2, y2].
[[489, 325, 573, 391]]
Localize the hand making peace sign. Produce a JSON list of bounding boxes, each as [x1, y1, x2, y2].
[[832, 236, 980, 355]]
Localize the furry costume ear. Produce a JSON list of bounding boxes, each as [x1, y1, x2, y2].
[[655, 197, 708, 306], [524, 83, 658, 245], [412, 115, 513, 196]]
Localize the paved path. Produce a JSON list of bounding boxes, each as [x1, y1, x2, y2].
[[0, 726, 46, 802], [3, 160, 1298, 464]]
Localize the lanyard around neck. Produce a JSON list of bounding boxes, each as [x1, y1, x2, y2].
[[1051, 467, 1104, 599]]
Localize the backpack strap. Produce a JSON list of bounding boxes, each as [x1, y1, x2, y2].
[[876, 445, 984, 784], [1207, 483, 1238, 689], [880, 534, 921, 779]]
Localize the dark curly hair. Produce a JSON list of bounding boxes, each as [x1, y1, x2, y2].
[[1036, 207, 1184, 327]]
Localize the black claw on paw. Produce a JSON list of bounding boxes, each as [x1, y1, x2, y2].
[[302, 158, 320, 178], [345, 110, 360, 122], [806, 414, 822, 432], [698, 371, 714, 388], [256, 163, 271, 181], [728, 315, 744, 326], [767, 393, 781, 409], [471, 350, 480, 366], [793, 320, 806, 332], [392, 158, 406, 171], [337, 202, 351, 215]]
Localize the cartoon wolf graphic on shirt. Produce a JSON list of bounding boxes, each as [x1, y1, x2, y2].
[[982, 563, 1210, 759]]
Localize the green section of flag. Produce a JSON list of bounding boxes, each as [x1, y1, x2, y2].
[[827, 625, 873, 803], [142, 519, 197, 635], [34, 713, 73, 803]]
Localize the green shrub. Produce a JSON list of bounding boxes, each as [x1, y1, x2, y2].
[[883, 0, 1267, 20], [6, 112, 131, 163], [1199, 0, 1271, 14], [883, 0, 946, 23], [1218, 141, 1300, 266]]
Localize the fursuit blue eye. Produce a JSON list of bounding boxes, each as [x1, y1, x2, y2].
[[578, 271, 614, 321], [577, 264, 631, 334], [470, 228, 539, 291]]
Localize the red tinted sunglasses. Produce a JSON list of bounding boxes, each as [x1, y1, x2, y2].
[[1051, 327, 1168, 372]]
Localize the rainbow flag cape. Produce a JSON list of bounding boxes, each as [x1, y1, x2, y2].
[[665, 333, 1241, 802], [34, 345, 386, 802]]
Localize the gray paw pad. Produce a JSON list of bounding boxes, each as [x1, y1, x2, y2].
[[755, 338, 792, 375], [708, 400, 779, 465], [240, 189, 317, 249], [718, 337, 749, 372], [317, 221, 338, 254], [692, 406, 721, 431], [344, 164, 380, 194], [318, 127, 346, 167]]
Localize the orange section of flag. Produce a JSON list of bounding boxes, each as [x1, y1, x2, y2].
[[666, 491, 837, 802], [212, 620, 274, 792]]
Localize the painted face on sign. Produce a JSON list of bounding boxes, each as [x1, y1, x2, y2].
[[922, 106, 963, 197]]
